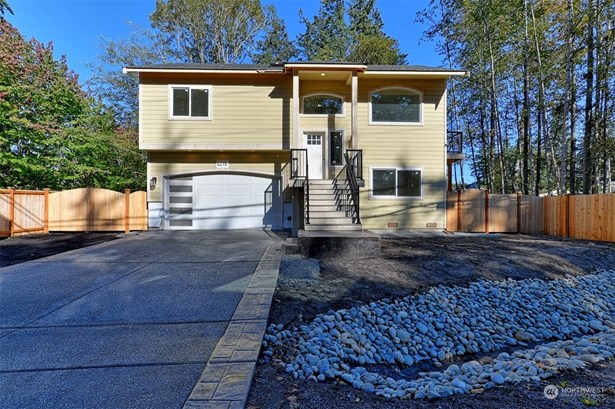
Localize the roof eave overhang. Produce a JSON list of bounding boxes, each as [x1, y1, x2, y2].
[[122, 67, 273, 75], [284, 63, 368, 73], [122, 66, 469, 78], [361, 70, 469, 78]]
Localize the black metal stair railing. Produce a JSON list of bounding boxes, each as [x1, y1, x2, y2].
[[332, 150, 362, 224], [290, 149, 309, 224], [346, 149, 364, 186]]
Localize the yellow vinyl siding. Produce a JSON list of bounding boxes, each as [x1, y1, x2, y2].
[[140, 73, 292, 149], [146, 151, 289, 202], [356, 79, 446, 229]]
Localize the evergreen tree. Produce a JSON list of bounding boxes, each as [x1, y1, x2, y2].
[[347, 0, 406, 64], [252, 6, 297, 63], [0, 0, 12, 17], [297, 0, 406, 64], [297, 0, 349, 61]]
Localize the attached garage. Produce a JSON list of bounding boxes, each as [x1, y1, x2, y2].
[[164, 172, 282, 230]]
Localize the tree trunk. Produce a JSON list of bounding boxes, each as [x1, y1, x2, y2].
[[481, 9, 505, 193], [570, 73, 577, 194], [530, 1, 548, 196], [558, 0, 574, 194], [535, 105, 542, 196], [522, 0, 530, 195], [583, 0, 595, 194], [600, 5, 612, 193]]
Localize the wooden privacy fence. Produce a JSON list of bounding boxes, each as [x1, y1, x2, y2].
[[0, 188, 147, 237], [0, 189, 49, 237], [447, 189, 615, 242], [543, 194, 615, 241]]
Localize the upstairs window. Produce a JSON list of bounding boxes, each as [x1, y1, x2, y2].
[[170, 85, 211, 119], [302, 94, 344, 115], [371, 168, 422, 198], [370, 87, 422, 124]]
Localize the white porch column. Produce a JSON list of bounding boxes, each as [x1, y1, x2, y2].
[[292, 71, 299, 148], [351, 71, 358, 149]]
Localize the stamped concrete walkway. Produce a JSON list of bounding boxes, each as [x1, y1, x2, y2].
[[0, 230, 283, 409]]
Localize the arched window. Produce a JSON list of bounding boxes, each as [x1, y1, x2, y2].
[[369, 87, 422, 124], [302, 94, 344, 115]]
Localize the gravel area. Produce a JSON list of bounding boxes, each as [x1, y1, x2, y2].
[[263, 269, 615, 399], [247, 233, 615, 408]]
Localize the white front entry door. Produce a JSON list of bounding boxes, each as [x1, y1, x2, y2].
[[304, 132, 324, 179]]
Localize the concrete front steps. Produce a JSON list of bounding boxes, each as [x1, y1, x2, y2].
[[304, 179, 361, 232]]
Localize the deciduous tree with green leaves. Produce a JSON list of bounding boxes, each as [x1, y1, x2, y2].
[[0, 20, 145, 191], [419, 0, 614, 195], [150, 0, 268, 64], [87, 23, 176, 131]]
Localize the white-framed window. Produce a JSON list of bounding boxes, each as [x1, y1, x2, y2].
[[369, 87, 422, 125], [169, 85, 212, 120], [301, 93, 344, 116], [370, 167, 422, 198]]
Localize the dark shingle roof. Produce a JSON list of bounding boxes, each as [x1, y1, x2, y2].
[[125, 62, 464, 74], [125, 63, 272, 71]]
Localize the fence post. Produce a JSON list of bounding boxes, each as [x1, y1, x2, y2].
[[517, 192, 521, 234], [8, 188, 15, 238], [124, 189, 131, 233], [565, 194, 570, 238], [44, 188, 50, 234], [484, 190, 489, 233], [457, 190, 461, 232]]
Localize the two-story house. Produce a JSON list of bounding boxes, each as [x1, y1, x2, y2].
[[124, 62, 466, 235]]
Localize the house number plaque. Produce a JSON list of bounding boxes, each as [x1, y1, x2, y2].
[[216, 161, 230, 169]]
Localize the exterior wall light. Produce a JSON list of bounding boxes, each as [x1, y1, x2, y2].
[[149, 177, 157, 190]]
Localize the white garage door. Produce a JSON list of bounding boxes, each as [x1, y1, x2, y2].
[[165, 174, 282, 230]]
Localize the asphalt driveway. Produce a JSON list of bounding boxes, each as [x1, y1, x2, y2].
[[0, 230, 279, 408]]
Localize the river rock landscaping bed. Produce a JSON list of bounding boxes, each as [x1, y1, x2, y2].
[[262, 269, 615, 400], [247, 234, 615, 408]]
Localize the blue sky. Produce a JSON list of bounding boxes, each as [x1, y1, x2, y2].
[[7, 0, 442, 84]]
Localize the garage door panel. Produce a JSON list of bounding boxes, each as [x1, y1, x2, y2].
[[165, 174, 281, 230]]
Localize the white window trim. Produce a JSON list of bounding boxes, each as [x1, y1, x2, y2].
[[368, 86, 423, 126], [300, 93, 345, 117], [168, 84, 212, 120], [369, 166, 424, 200], [301, 129, 327, 148]]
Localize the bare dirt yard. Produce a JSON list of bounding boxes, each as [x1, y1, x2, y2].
[[247, 233, 615, 409]]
